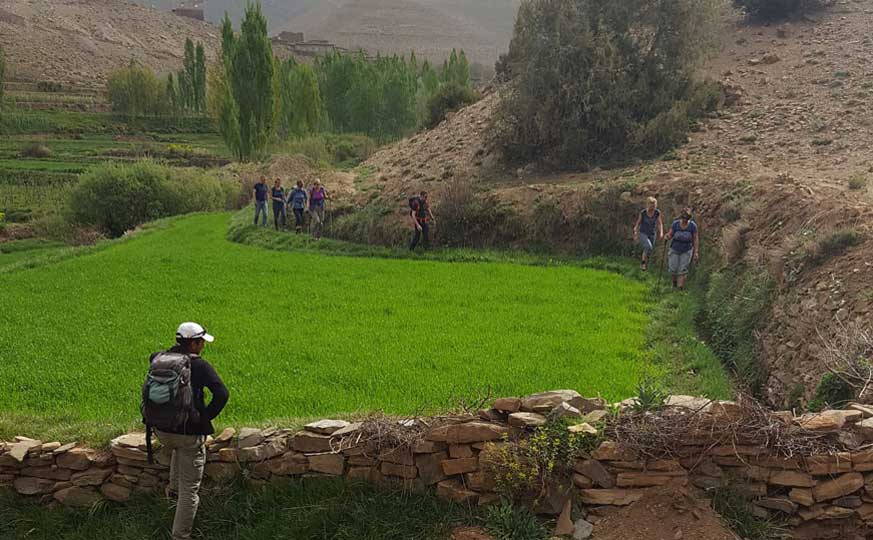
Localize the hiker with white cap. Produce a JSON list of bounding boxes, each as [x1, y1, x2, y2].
[[141, 322, 229, 540]]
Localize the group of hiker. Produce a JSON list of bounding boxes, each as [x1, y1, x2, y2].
[[255, 182, 698, 284], [253, 179, 435, 252], [253, 176, 329, 239], [633, 197, 700, 290]]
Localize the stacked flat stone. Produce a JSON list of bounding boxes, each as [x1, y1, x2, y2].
[[5, 391, 873, 538]]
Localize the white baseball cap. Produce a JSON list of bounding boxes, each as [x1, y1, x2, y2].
[[176, 322, 214, 343]]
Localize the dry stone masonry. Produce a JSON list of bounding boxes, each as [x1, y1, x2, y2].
[[4, 390, 873, 539]]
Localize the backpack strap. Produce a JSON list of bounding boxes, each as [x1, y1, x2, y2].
[[145, 424, 154, 465]]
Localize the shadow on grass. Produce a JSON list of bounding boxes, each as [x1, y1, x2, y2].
[[0, 477, 477, 540]]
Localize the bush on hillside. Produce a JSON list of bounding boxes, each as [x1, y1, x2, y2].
[[807, 373, 854, 412], [805, 229, 863, 267], [278, 134, 377, 167], [426, 82, 480, 129], [69, 161, 237, 237], [733, 0, 835, 22], [36, 81, 64, 93], [326, 133, 377, 166], [494, 0, 725, 168], [19, 143, 53, 158]]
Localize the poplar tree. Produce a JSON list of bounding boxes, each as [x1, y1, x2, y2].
[[276, 58, 322, 137], [195, 42, 207, 112], [0, 45, 5, 107], [180, 38, 196, 110], [217, 2, 274, 161]]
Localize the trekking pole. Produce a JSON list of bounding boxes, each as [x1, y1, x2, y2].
[[656, 240, 668, 292]]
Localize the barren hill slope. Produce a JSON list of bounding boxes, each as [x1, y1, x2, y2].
[[0, 0, 221, 84], [358, 1, 873, 405]]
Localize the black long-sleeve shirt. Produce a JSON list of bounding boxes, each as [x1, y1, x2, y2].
[[149, 346, 229, 435]]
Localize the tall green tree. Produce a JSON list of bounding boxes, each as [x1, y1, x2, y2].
[[166, 72, 178, 111], [179, 38, 196, 110], [107, 61, 171, 116], [217, 2, 274, 161], [0, 45, 5, 107], [195, 42, 207, 112], [495, 0, 724, 167], [276, 58, 322, 137]]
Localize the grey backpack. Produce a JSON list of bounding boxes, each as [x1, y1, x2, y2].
[[141, 352, 200, 437]]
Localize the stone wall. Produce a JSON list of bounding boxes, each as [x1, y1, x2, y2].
[[3, 390, 873, 539]]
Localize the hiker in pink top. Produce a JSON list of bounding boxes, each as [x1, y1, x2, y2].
[[309, 179, 328, 239]]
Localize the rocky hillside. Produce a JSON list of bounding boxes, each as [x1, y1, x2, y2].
[[0, 0, 223, 84], [355, 1, 873, 406]]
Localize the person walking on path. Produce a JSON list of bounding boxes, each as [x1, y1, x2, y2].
[[309, 180, 328, 240], [144, 322, 229, 540], [288, 180, 308, 234], [409, 191, 435, 251], [663, 208, 700, 290], [271, 178, 287, 231], [633, 196, 664, 271], [253, 176, 269, 227]]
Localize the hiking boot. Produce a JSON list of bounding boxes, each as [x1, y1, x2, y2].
[[640, 260, 648, 271]]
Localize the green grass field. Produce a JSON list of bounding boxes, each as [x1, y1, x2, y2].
[[0, 212, 662, 443]]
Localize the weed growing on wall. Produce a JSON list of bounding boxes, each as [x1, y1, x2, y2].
[[491, 417, 598, 501]]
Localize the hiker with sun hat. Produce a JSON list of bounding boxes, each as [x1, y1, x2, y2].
[[142, 322, 229, 540]]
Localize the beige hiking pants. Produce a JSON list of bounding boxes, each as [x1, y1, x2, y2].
[[156, 431, 206, 540]]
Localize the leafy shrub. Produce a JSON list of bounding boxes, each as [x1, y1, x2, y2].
[[491, 417, 591, 500], [705, 269, 775, 395], [529, 198, 565, 249], [36, 81, 64, 93], [107, 61, 173, 116], [484, 500, 548, 540], [69, 161, 236, 236], [277, 134, 377, 167], [786, 383, 805, 411], [807, 373, 854, 412], [722, 204, 742, 223], [806, 229, 863, 267], [848, 176, 868, 190], [733, 0, 834, 22], [279, 135, 331, 165], [426, 82, 480, 128], [562, 185, 639, 256], [436, 178, 525, 249], [331, 204, 408, 247], [19, 143, 53, 158], [324, 133, 377, 166], [494, 0, 724, 168], [632, 377, 668, 413]]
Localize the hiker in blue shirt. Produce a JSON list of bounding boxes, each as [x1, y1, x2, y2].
[[664, 207, 700, 290], [287, 180, 308, 234], [253, 176, 268, 227], [271, 178, 287, 231], [633, 196, 664, 271]]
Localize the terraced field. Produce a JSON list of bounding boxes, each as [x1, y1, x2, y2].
[[0, 124, 229, 214]]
